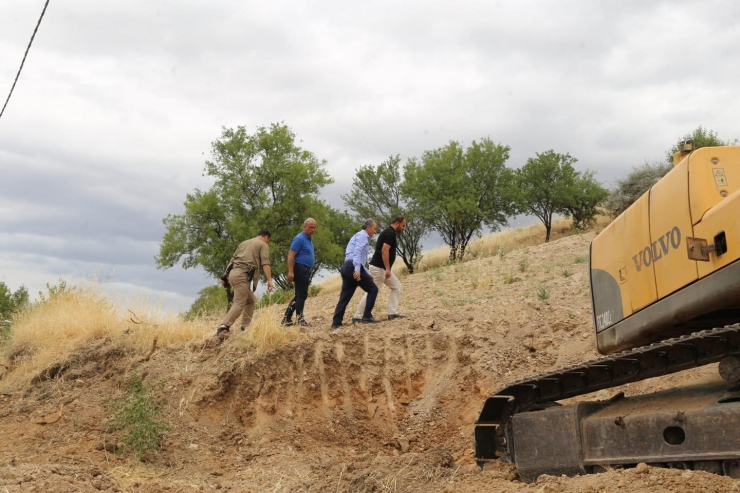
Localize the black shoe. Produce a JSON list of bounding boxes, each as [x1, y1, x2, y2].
[[281, 319, 295, 327], [297, 318, 311, 327], [388, 314, 406, 320], [361, 317, 382, 324], [216, 325, 230, 336], [331, 323, 343, 329]]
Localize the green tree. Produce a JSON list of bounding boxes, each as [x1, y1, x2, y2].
[[665, 125, 733, 164], [403, 138, 516, 262], [156, 123, 352, 290], [182, 284, 229, 321], [342, 155, 427, 273], [0, 282, 29, 325], [603, 160, 672, 217], [515, 150, 579, 242], [606, 126, 734, 218], [563, 170, 609, 230]]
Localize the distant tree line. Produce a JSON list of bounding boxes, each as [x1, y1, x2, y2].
[[156, 123, 733, 315]]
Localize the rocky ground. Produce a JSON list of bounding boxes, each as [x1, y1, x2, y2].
[[1, 232, 738, 492]]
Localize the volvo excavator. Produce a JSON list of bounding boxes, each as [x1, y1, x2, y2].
[[475, 141, 740, 482]]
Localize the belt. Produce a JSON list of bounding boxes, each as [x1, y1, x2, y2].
[[296, 263, 312, 269]]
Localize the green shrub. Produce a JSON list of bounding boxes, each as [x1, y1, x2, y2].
[[111, 371, 169, 460], [183, 284, 229, 320], [257, 288, 294, 308], [518, 259, 529, 272], [562, 269, 573, 278], [308, 285, 322, 297], [503, 273, 521, 284], [536, 285, 550, 301], [497, 245, 506, 260], [574, 256, 587, 264]]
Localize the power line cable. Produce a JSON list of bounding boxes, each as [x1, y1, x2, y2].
[[0, 0, 51, 122]]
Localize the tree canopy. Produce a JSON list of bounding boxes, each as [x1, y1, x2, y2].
[[156, 123, 355, 290], [403, 138, 516, 261], [606, 126, 734, 218], [0, 282, 29, 332], [516, 150, 607, 241], [665, 125, 733, 164], [342, 155, 427, 273], [603, 160, 672, 218], [515, 150, 576, 242]]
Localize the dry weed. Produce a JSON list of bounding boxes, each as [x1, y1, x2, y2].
[[1, 283, 208, 390], [232, 306, 301, 356]]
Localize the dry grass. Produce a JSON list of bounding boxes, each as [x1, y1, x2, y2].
[[0, 283, 209, 391], [0, 281, 303, 390], [231, 306, 301, 356], [316, 215, 609, 294]]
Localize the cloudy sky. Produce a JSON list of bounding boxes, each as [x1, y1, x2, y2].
[[2, 0, 739, 313]]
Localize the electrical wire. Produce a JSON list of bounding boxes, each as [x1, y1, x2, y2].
[[0, 0, 51, 121]]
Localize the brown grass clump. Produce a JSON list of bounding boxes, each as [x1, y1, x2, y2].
[[232, 306, 301, 356], [1, 283, 208, 390]]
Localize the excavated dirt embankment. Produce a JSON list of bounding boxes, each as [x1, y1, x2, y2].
[[1, 233, 737, 492]]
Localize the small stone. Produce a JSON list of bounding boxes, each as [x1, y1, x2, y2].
[[188, 443, 199, 450], [397, 437, 410, 453]]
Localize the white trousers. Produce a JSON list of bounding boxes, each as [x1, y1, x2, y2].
[[354, 264, 402, 317]]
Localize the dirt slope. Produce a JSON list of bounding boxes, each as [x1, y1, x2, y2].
[[0, 232, 737, 492]]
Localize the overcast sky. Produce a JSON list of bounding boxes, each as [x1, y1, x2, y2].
[[2, 0, 739, 313]]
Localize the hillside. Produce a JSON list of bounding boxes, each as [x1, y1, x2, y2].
[[0, 229, 735, 492]]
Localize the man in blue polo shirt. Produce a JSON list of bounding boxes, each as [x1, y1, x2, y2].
[[282, 218, 317, 327]]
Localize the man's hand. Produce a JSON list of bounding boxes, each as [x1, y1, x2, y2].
[[267, 281, 274, 292], [287, 272, 295, 283], [385, 268, 391, 279], [353, 270, 360, 281]]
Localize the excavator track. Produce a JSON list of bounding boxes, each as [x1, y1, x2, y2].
[[475, 324, 740, 460]]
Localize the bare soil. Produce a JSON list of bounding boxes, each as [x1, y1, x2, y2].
[[1, 232, 737, 492]]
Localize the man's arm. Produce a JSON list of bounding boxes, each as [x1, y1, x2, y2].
[[351, 235, 366, 274], [263, 264, 274, 292], [287, 250, 297, 283], [382, 243, 392, 279]]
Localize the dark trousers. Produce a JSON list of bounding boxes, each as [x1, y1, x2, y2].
[[284, 263, 311, 321], [332, 262, 378, 325]]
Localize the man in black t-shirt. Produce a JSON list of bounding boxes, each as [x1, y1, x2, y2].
[[353, 215, 407, 321]]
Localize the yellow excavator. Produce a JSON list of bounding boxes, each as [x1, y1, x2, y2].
[[475, 141, 740, 481]]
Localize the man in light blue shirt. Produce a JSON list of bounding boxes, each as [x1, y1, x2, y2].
[[331, 219, 381, 328]]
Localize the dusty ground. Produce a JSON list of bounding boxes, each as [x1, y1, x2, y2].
[[1, 232, 738, 492]]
